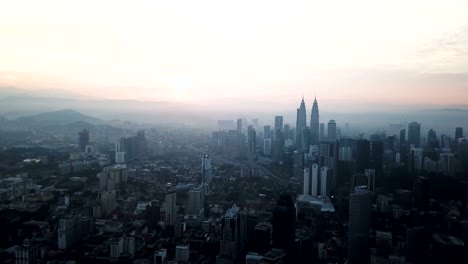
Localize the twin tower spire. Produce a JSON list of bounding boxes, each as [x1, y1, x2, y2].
[[296, 96, 320, 150]]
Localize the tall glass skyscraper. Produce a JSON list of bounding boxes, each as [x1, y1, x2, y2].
[[295, 97, 307, 150], [310, 97, 320, 145]]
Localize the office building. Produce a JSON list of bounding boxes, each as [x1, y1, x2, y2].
[[274, 116, 283, 133], [220, 204, 247, 260], [348, 187, 371, 264], [310, 97, 320, 145], [319, 141, 339, 193], [263, 125, 272, 140], [254, 222, 272, 254], [123, 236, 136, 258], [98, 165, 128, 192], [427, 129, 438, 148], [356, 139, 370, 173], [78, 129, 89, 153], [154, 249, 167, 264], [176, 245, 190, 262], [117, 130, 147, 162], [455, 127, 464, 142], [293, 151, 304, 180], [295, 97, 307, 149], [187, 188, 203, 215], [263, 139, 272, 155], [145, 202, 160, 227], [115, 137, 126, 164], [408, 122, 421, 147], [99, 190, 117, 217], [247, 125, 257, 155], [16, 242, 40, 264], [364, 169, 376, 195], [236, 118, 243, 135], [272, 194, 296, 252], [165, 192, 177, 227], [202, 154, 212, 192], [319, 123, 325, 141], [327, 120, 337, 140]]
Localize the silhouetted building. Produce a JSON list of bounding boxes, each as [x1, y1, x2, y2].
[[254, 222, 272, 254], [272, 194, 296, 254], [370, 140, 384, 183], [356, 139, 370, 173], [78, 129, 89, 153], [247, 125, 257, 156], [455, 127, 464, 142], [348, 187, 370, 264], [414, 176, 429, 211], [272, 131, 284, 162], [427, 129, 438, 148], [327, 120, 337, 141], [408, 122, 421, 147], [145, 203, 160, 227], [310, 97, 320, 145]]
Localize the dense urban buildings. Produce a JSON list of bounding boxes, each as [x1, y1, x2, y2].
[[0, 94, 466, 264]]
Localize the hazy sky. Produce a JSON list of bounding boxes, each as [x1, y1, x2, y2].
[[1, 0, 468, 111]]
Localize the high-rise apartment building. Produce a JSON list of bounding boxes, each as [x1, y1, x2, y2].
[[165, 192, 177, 227]]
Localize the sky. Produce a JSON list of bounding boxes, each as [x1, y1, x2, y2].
[[1, 0, 468, 111]]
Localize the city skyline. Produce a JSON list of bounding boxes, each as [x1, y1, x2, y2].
[[1, 1, 468, 110]]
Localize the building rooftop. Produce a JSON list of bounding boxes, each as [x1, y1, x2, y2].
[[297, 195, 335, 212]]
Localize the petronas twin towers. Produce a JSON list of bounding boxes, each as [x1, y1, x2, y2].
[[296, 97, 319, 150]]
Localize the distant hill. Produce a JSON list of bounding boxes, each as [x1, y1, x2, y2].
[[16, 109, 102, 126]]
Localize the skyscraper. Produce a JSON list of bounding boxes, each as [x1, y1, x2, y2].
[[295, 97, 307, 149], [320, 166, 328, 196], [356, 139, 370, 173], [202, 155, 212, 192], [247, 126, 257, 156], [237, 118, 243, 134], [310, 97, 320, 145], [348, 187, 370, 264], [311, 164, 319, 196], [220, 204, 246, 260], [303, 167, 310, 195], [263, 125, 272, 140], [165, 192, 176, 227], [187, 188, 203, 215], [427, 129, 438, 148], [78, 129, 89, 153], [274, 116, 283, 133], [319, 123, 325, 141], [327, 120, 337, 140], [272, 194, 296, 254], [408, 122, 421, 147], [455, 127, 464, 142]]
